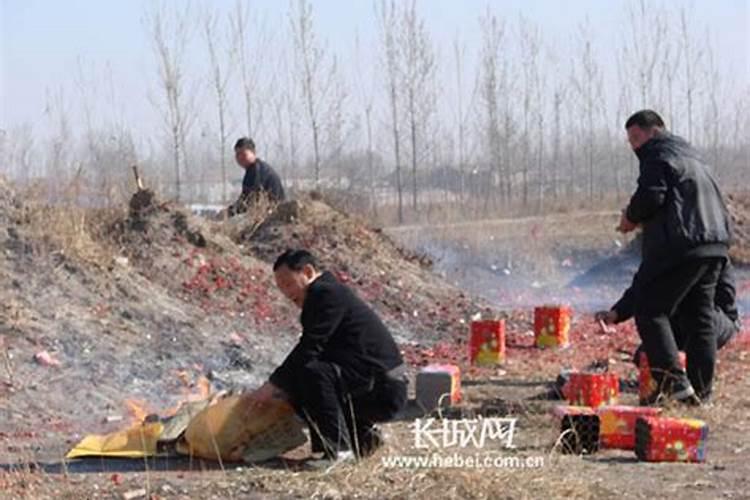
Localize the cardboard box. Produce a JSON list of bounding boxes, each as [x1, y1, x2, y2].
[[563, 372, 619, 408], [469, 319, 506, 365], [638, 351, 687, 402], [552, 405, 599, 454], [534, 306, 572, 348], [597, 405, 662, 450], [635, 416, 708, 463], [416, 364, 462, 411]]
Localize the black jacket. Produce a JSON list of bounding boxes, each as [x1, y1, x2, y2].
[[612, 259, 739, 324], [269, 272, 403, 395], [625, 132, 731, 282], [227, 159, 285, 216]]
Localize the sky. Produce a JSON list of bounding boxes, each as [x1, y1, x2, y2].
[[1, 0, 749, 135]]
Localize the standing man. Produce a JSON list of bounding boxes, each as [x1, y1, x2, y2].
[[243, 249, 407, 463], [616, 110, 731, 404], [227, 137, 285, 217]]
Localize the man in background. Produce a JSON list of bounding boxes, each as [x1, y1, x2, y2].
[[226, 137, 285, 217]]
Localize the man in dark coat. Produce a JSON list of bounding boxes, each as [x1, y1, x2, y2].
[[243, 249, 407, 461], [226, 137, 285, 217], [615, 110, 732, 404]]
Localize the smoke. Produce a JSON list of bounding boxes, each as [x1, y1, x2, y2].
[[410, 237, 637, 313]]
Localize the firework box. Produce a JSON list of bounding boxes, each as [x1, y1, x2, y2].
[[597, 405, 662, 450], [534, 305, 572, 348], [638, 351, 687, 402], [635, 416, 708, 463], [563, 371, 619, 408], [469, 319, 506, 365], [552, 405, 600, 454], [416, 364, 462, 411]]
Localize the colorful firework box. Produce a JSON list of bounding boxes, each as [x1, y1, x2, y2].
[[638, 351, 687, 401], [416, 364, 462, 411], [469, 319, 506, 366], [563, 371, 619, 408], [635, 416, 708, 463], [552, 405, 600, 454], [597, 405, 663, 450], [534, 305, 572, 348]]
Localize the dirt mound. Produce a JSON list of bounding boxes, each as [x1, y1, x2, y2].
[[0, 183, 295, 463], [236, 196, 491, 342]]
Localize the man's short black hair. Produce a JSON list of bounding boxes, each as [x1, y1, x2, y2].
[[234, 137, 256, 152], [273, 249, 318, 272], [625, 110, 665, 130]]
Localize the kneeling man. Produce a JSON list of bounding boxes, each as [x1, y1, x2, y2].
[[245, 249, 407, 461]]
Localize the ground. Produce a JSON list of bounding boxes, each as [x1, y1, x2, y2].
[[0, 177, 749, 499]]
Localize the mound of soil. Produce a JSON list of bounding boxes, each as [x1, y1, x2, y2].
[[236, 196, 489, 342]]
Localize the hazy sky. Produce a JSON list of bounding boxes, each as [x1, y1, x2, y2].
[[1, 0, 749, 132]]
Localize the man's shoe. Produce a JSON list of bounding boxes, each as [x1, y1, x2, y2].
[[640, 375, 699, 406], [357, 425, 384, 458]]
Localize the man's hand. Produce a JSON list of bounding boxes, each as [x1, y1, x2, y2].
[[594, 310, 618, 325], [241, 382, 286, 415], [594, 310, 618, 334], [617, 212, 638, 233]]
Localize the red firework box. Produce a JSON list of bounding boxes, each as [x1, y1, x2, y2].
[[635, 416, 709, 463], [638, 351, 687, 401], [597, 406, 663, 450], [552, 405, 600, 454], [416, 364, 462, 411], [469, 319, 506, 365], [563, 372, 619, 408], [534, 305, 572, 348]]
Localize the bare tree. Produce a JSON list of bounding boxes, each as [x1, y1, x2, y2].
[[701, 29, 721, 169], [204, 8, 232, 203], [451, 32, 472, 202], [289, 0, 343, 186], [353, 31, 379, 216], [44, 87, 73, 187], [145, 2, 196, 202], [376, 0, 405, 223], [679, 7, 704, 143], [230, 0, 272, 136], [623, 0, 667, 108], [550, 82, 566, 201], [398, 0, 436, 212], [570, 21, 605, 201], [478, 12, 505, 210], [518, 15, 545, 210]]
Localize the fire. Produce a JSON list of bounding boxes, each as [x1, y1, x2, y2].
[[124, 399, 152, 426], [119, 371, 213, 426], [161, 371, 214, 417]]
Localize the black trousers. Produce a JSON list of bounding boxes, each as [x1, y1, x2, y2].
[[634, 257, 725, 398], [633, 306, 738, 365], [288, 360, 407, 458]]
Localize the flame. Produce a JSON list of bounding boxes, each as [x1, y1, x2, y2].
[[160, 372, 214, 417], [119, 372, 213, 426], [124, 399, 151, 426]]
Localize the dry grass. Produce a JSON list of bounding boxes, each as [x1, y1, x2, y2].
[[17, 181, 122, 269]]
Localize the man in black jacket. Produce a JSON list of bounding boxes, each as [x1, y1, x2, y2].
[[244, 249, 407, 461], [616, 110, 732, 404], [226, 137, 285, 217]]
